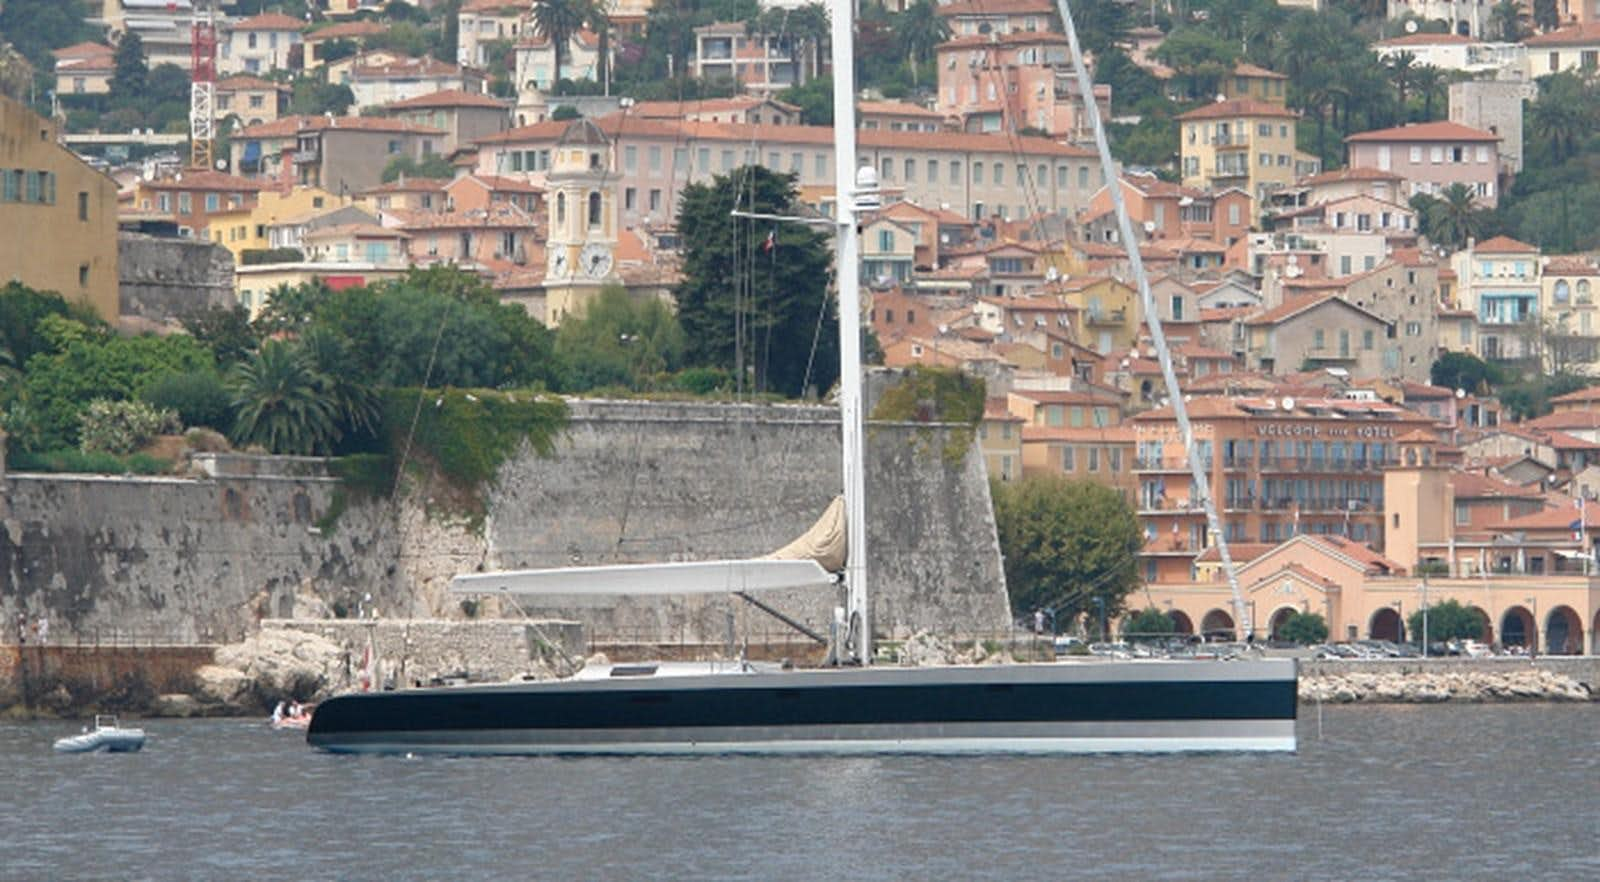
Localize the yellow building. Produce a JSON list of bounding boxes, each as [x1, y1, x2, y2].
[[1177, 99, 1299, 208], [1054, 276, 1141, 354], [0, 95, 119, 322], [234, 262, 407, 319], [1220, 63, 1288, 106], [207, 186, 350, 263]]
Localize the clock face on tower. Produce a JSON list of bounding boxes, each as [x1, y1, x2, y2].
[[549, 249, 569, 278], [581, 243, 614, 279]]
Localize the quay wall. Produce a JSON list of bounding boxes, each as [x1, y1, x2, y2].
[[1, 400, 1013, 647], [0, 645, 216, 715]]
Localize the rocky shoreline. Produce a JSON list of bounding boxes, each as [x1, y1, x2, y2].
[[1298, 668, 1593, 704]]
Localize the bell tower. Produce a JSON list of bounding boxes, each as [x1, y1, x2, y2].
[[544, 118, 619, 327], [1385, 428, 1453, 576]]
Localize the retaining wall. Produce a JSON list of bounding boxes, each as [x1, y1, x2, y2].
[[1, 398, 1013, 645]]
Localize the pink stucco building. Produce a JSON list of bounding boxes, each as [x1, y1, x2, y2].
[[1345, 121, 1502, 207]]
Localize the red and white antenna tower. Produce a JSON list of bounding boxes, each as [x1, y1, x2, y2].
[[189, 0, 219, 170]]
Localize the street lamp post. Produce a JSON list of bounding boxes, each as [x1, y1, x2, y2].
[[1420, 574, 1430, 658]]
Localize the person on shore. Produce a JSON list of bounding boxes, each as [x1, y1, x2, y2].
[[272, 701, 286, 724]]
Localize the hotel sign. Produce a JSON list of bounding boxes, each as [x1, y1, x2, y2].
[[1256, 423, 1397, 439]]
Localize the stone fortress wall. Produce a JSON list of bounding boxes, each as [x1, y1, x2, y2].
[[0, 399, 1014, 647]]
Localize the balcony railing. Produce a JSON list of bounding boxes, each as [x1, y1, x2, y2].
[[1135, 456, 1212, 471], [1258, 457, 1391, 472], [1086, 307, 1127, 325]]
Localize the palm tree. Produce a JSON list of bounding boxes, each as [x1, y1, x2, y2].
[[585, 0, 613, 93], [895, 0, 949, 87], [228, 340, 340, 456], [1385, 50, 1417, 120], [1531, 73, 1593, 162], [1410, 64, 1446, 120], [1429, 183, 1488, 251], [1489, 0, 1528, 42], [530, 0, 594, 94], [1533, 0, 1560, 31], [296, 327, 379, 439], [788, 3, 830, 84]]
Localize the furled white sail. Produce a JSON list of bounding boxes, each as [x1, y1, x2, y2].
[[449, 558, 835, 597]]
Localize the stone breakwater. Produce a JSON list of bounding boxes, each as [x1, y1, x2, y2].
[[1299, 661, 1595, 704]]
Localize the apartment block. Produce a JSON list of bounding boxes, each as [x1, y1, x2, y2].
[[0, 95, 120, 321]]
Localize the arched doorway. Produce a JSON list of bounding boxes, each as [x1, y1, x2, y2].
[[1500, 606, 1534, 648], [1268, 607, 1296, 640], [1200, 609, 1234, 641], [1370, 607, 1404, 642], [1168, 610, 1195, 635], [1545, 606, 1584, 655]]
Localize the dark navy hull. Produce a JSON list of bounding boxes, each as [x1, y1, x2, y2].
[[307, 660, 1297, 755]]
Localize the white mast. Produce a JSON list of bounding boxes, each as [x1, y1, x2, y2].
[[831, 0, 871, 664], [1049, 0, 1249, 637]]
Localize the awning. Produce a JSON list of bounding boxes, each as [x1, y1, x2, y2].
[[242, 141, 262, 162]]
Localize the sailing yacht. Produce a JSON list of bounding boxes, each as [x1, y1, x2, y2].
[[306, 0, 1297, 756]]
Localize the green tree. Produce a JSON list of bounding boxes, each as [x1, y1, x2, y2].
[[228, 340, 341, 455], [1430, 351, 1501, 393], [380, 153, 456, 182], [586, 0, 614, 90], [297, 325, 380, 446], [777, 76, 832, 125], [1489, 0, 1528, 41], [1070, 0, 1129, 58], [18, 319, 213, 450], [181, 304, 260, 368], [0, 0, 95, 72], [110, 33, 148, 104], [991, 476, 1143, 621], [1385, 50, 1416, 118], [1406, 598, 1487, 644], [1122, 607, 1177, 643], [303, 267, 557, 390], [554, 284, 685, 392], [289, 76, 356, 116], [1531, 73, 1593, 163], [1154, 28, 1237, 101], [1410, 63, 1447, 120], [141, 369, 233, 431], [530, 0, 594, 94], [0, 281, 103, 367], [893, 0, 948, 87], [1277, 610, 1329, 644], [675, 166, 838, 398], [1532, 0, 1560, 30], [1425, 183, 1490, 250]]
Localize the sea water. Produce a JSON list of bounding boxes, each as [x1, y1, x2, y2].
[[3, 703, 1596, 881]]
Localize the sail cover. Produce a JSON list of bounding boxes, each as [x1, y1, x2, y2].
[[449, 558, 834, 597], [449, 500, 844, 597], [766, 495, 847, 573]]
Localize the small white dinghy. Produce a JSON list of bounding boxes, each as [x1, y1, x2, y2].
[[53, 715, 146, 754]]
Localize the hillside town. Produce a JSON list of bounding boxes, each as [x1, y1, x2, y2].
[[2, 0, 1600, 656]]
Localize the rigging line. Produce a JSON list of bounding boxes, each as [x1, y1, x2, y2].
[[1050, 0, 1249, 639], [963, 0, 1050, 226]]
